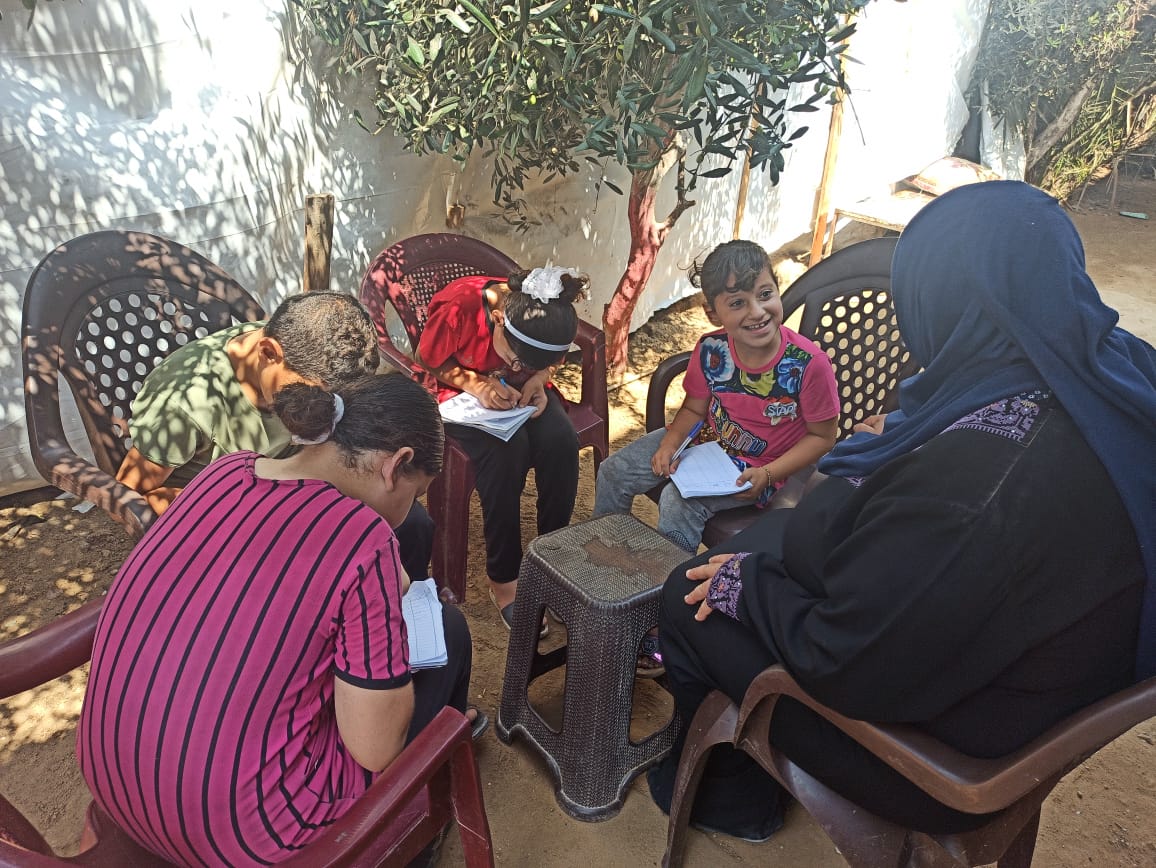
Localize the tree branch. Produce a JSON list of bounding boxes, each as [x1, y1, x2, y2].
[[661, 137, 696, 231], [1027, 77, 1096, 170]]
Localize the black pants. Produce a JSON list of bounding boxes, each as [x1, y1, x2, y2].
[[395, 500, 435, 581], [408, 603, 473, 742], [650, 510, 992, 836], [444, 390, 579, 583]]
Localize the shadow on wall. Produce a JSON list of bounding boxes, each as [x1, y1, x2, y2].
[[0, 0, 394, 491]]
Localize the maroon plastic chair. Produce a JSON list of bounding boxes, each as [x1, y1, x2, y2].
[[360, 233, 610, 601], [663, 664, 1156, 868], [0, 603, 495, 868], [644, 237, 915, 547], [20, 230, 266, 539]]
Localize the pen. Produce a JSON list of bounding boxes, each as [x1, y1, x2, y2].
[[670, 420, 704, 465]]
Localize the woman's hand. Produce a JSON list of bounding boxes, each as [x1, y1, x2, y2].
[[474, 376, 520, 411], [682, 554, 734, 621], [853, 413, 887, 436], [519, 371, 551, 418]]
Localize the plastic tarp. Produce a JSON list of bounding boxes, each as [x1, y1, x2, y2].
[[0, 0, 994, 495]]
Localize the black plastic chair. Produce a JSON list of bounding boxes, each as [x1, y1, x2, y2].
[[644, 237, 916, 547]]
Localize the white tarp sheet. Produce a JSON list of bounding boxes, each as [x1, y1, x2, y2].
[[0, 0, 995, 495]]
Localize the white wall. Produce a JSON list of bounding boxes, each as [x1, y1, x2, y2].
[[0, 0, 993, 494]]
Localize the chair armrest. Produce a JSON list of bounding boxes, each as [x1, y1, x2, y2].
[[37, 445, 155, 540], [280, 706, 479, 867], [739, 666, 1156, 815], [0, 598, 102, 699], [645, 352, 692, 433]]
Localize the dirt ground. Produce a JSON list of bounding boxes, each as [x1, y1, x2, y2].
[[2, 177, 1155, 867]]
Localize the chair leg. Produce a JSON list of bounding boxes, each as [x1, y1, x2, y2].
[[996, 810, 1041, 868], [662, 691, 740, 868], [429, 478, 472, 604], [450, 740, 495, 868]]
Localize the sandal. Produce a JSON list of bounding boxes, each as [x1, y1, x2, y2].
[[636, 633, 665, 678], [489, 588, 549, 639], [467, 706, 490, 741]]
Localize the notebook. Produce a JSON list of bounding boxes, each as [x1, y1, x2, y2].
[[438, 391, 535, 441], [669, 441, 753, 499], [401, 578, 448, 670]]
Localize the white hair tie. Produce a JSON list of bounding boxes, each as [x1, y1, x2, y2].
[[522, 265, 580, 303], [291, 393, 345, 446]]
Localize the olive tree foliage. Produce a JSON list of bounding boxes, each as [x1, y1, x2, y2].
[[292, 0, 868, 371], [976, 0, 1156, 199]]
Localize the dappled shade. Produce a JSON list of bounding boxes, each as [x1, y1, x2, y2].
[[20, 230, 265, 538]]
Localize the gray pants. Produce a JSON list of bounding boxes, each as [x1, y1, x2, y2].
[[593, 429, 755, 553]]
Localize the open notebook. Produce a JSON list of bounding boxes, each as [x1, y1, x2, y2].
[[401, 578, 448, 670], [670, 441, 753, 499], [438, 391, 535, 441]]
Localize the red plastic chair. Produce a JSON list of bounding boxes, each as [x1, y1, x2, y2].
[[360, 233, 610, 601], [0, 602, 495, 868], [20, 230, 266, 540]]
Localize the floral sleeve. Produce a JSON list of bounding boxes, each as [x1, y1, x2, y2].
[[706, 552, 751, 620]]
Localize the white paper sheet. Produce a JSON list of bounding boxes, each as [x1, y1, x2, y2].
[[670, 441, 753, 499], [401, 578, 448, 669], [438, 391, 535, 441]]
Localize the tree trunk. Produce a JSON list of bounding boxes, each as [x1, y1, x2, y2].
[[1027, 77, 1096, 172], [602, 140, 694, 374]]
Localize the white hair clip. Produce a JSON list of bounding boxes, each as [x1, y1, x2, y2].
[[522, 265, 580, 303], [290, 393, 345, 446]]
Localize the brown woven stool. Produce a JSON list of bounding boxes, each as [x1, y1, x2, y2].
[[496, 514, 689, 820]]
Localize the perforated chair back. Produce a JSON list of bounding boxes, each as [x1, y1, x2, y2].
[[643, 237, 915, 546], [780, 236, 914, 440], [21, 231, 264, 535], [360, 233, 520, 386]]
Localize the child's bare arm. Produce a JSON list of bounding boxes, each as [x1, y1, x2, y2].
[[736, 417, 839, 499], [653, 398, 709, 477], [414, 349, 519, 410]]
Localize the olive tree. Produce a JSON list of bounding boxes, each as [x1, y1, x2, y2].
[[294, 0, 868, 370], [976, 0, 1156, 198]]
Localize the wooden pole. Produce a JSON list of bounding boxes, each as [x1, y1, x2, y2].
[[732, 83, 766, 240], [808, 87, 845, 266], [303, 193, 335, 293]]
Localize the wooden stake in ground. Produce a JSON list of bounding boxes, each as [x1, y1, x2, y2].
[[303, 193, 334, 293]]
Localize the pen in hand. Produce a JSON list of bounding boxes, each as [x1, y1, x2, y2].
[[669, 420, 705, 467]]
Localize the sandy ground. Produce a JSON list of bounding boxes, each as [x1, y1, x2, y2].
[[1, 177, 1155, 867]]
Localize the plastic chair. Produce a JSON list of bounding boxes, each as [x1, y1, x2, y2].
[[0, 602, 496, 868], [360, 233, 610, 601], [20, 230, 266, 539], [662, 664, 1156, 868], [644, 237, 915, 547]]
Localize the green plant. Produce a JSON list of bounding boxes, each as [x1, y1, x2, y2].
[[977, 0, 1156, 198], [293, 0, 868, 371]]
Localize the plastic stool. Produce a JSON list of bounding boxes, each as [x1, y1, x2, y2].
[[496, 514, 689, 820]]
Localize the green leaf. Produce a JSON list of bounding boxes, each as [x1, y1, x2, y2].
[[686, 60, 708, 104], [699, 166, 731, 178], [406, 36, 426, 65], [458, 0, 502, 39], [441, 8, 472, 33]]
